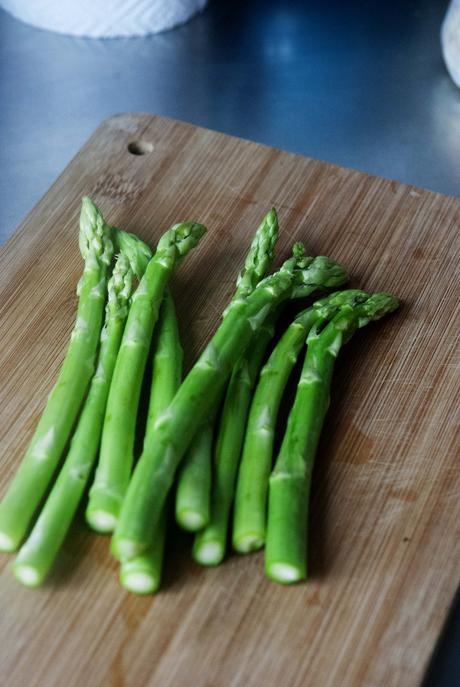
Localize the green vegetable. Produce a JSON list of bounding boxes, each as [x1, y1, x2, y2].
[[265, 293, 399, 584], [119, 290, 182, 594], [0, 198, 113, 552], [232, 290, 370, 554], [13, 254, 134, 586], [193, 319, 274, 565], [119, 507, 167, 595], [111, 249, 348, 561], [143, 290, 183, 434], [175, 207, 279, 533], [175, 421, 214, 531], [86, 222, 206, 533]]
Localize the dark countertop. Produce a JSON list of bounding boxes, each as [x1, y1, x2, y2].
[[0, 1, 458, 683], [1, 0, 459, 240]]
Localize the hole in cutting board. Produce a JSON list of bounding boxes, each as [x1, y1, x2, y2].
[[127, 140, 153, 156]]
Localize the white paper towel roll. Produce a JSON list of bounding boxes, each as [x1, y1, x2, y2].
[[0, 0, 208, 38]]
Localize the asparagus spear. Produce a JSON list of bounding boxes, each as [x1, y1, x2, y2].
[[0, 198, 113, 552], [143, 291, 183, 429], [193, 318, 275, 565], [232, 290, 370, 554], [175, 208, 279, 532], [119, 290, 182, 594], [119, 508, 167, 594], [86, 221, 206, 533], [265, 293, 399, 584], [112, 248, 348, 560], [175, 420, 214, 531], [13, 254, 134, 586]]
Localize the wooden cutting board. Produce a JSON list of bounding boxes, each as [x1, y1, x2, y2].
[[0, 114, 459, 687]]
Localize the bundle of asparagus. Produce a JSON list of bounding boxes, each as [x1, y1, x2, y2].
[[0, 197, 398, 592]]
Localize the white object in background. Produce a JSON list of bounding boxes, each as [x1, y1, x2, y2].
[[442, 0, 460, 88], [0, 0, 208, 38]]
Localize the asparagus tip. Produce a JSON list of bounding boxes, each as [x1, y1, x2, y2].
[[267, 207, 278, 224]]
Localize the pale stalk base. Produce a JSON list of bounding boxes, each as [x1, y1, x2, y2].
[[266, 562, 302, 584], [13, 564, 41, 588], [86, 509, 118, 533], [0, 531, 16, 552], [120, 570, 159, 595], [176, 509, 206, 532], [233, 533, 264, 554], [193, 541, 223, 566]]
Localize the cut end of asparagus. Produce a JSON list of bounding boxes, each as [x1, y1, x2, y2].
[[13, 563, 41, 588], [193, 541, 224, 566], [85, 509, 118, 534], [266, 562, 303, 585], [0, 530, 16, 552], [111, 537, 144, 561], [120, 569, 159, 595], [176, 509, 207, 532], [233, 533, 265, 554]]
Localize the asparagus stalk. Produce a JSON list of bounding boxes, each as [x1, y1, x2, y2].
[[193, 318, 275, 565], [232, 290, 370, 554], [175, 208, 279, 532], [0, 198, 113, 552], [119, 508, 167, 594], [143, 291, 183, 430], [119, 290, 182, 594], [265, 293, 399, 584], [175, 421, 214, 531], [86, 221, 206, 533], [13, 254, 134, 586], [112, 249, 348, 560]]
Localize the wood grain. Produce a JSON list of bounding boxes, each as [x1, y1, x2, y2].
[[0, 113, 459, 687]]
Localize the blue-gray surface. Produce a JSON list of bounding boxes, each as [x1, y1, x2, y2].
[[0, 0, 458, 682], [1, 0, 459, 240]]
